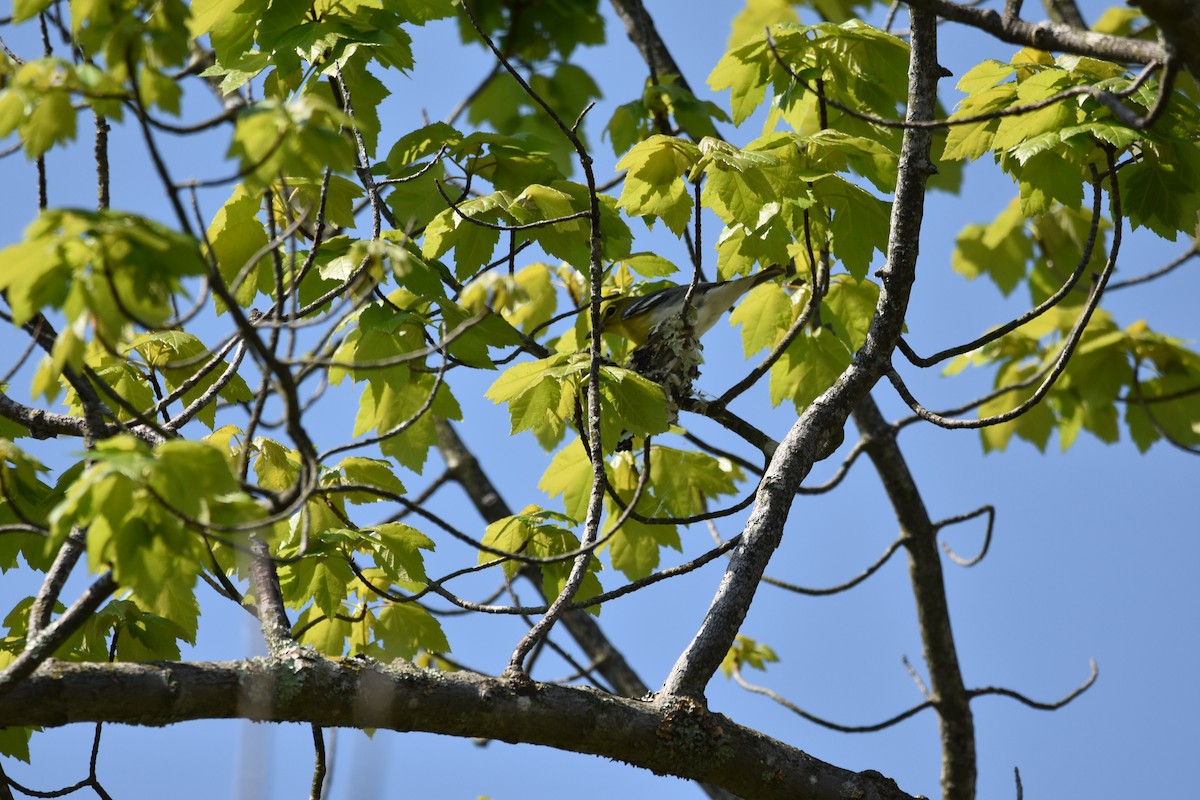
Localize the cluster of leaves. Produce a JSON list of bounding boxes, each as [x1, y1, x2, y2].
[[250, 440, 450, 659], [943, 47, 1200, 234], [940, 47, 1200, 452], [0, 210, 215, 401], [1, 0, 192, 156]]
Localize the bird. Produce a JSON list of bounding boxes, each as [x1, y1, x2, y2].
[[599, 264, 788, 345]]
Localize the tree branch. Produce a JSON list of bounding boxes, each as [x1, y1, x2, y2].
[[903, 0, 1165, 65], [0, 572, 117, 701], [854, 397, 976, 800], [1, 658, 918, 800], [607, 0, 694, 92], [1131, 0, 1200, 81]]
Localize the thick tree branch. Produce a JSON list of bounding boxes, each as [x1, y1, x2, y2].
[[1132, 0, 1200, 81], [435, 420, 738, 800], [853, 398, 976, 800], [1, 658, 917, 800], [903, 0, 1165, 65], [0, 573, 117, 701], [608, 0, 694, 92], [248, 536, 293, 655], [28, 527, 87, 640]]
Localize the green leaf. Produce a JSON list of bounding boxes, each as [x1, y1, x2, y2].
[[603, 453, 679, 580], [716, 217, 800, 280], [479, 506, 579, 582], [385, 121, 462, 169], [609, 76, 729, 152], [0, 210, 206, 358], [649, 447, 743, 518], [486, 353, 581, 447], [137, 65, 182, 116], [0, 441, 56, 572], [721, 634, 779, 677], [708, 34, 772, 126], [390, 0, 457, 25], [823, 275, 880, 352], [527, 520, 604, 615], [711, 21, 909, 129], [131, 330, 254, 428], [278, 542, 355, 619], [616, 135, 700, 236], [951, 199, 1033, 296], [421, 192, 506, 278], [1028, 204, 1110, 306], [727, 0, 798, 49], [823, 176, 890, 278], [294, 604, 351, 655], [253, 438, 301, 492], [385, 159, 451, 232], [770, 327, 853, 410], [538, 438, 593, 523], [487, 354, 570, 404], [46, 437, 205, 640], [228, 97, 356, 189], [1121, 142, 1200, 241], [63, 355, 154, 426], [598, 366, 670, 439], [13, 0, 53, 20], [366, 522, 433, 587], [328, 302, 427, 385], [0, 723, 34, 762], [336, 457, 408, 504], [978, 361, 1056, 452], [802, 129, 899, 193], [23, 86, 76, 157], [205, 185, 271, 309], [282, 175, 363, 232], [991, 72, 1076, 153], [605, 98, 648, 156], [459, 261, 557, 336], [700, 138, 779, 228], [145, 440, 242, 522], [188, 0, 251, 38], [358, 367, 462, 474], [1015, 149, 1085, 216], [731, 281, 797, 356], [466, 62, 600, 175], [619, 253, 679, 278], [100, 599, 190, 661], [374, 602, 449, 659], [955, 59, 1017, 94], [452, 131, 565, 192]]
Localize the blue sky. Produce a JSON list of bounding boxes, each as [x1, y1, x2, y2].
[[2, 2, 1197, 799]]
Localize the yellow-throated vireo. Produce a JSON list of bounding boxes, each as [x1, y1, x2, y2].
[[599, 264, 787, 346]]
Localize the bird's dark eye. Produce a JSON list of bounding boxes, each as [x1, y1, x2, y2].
[[602, 305, 618, 319]]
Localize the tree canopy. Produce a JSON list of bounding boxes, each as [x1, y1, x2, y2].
[[0, 1, 1197, 799]]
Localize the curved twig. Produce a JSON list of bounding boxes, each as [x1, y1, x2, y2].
[[888, 149, 1123, 429], [899, 165, 1105, 368], [1106, 240, 1198, 291], [733, 665, 936, 733], [934, 505, 995, 567], [968, 658, 1098, 710], [1128, 359, 1200, 455], [763, 536, 906, 596]]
